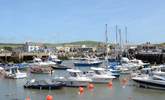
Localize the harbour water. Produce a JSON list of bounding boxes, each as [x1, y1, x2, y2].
[[0, 60, 165, 100]]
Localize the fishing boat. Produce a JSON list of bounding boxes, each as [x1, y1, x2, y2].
[[54, 69, 92, 87], [24, 79, 64, 90], [74, 58, 102, 67], [85, 67, 116, 83], [5, 66, 27, 79], [132, 74, 165, 90]]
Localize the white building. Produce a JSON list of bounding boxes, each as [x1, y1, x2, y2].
[[24, 42, 44, 52]]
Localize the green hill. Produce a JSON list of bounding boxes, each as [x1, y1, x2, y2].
[[60, 41, 103, 47], [0, 41, 104, 49]]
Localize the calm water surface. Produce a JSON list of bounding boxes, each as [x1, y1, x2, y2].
[[0, 60, 165, 100]]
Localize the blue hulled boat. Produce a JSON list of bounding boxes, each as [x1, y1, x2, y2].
[[74, 58, 102, 67]]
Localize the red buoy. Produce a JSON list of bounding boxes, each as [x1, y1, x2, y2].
[[128, 96, 133, 100], [78, 87, 84, 94], [88, 83, 94, 90], [108, 81, 113, 87], [120, 78, 128, 88], [46, 95, 53, 100], [26, 96, 31, 100]]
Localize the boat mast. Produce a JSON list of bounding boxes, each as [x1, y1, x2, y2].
[[105, 24, 108, 57], [115, 25, 118, 59], [125, 26, 128, 58], [125, 26, 128, 46], [119, 29, 122, 57], [105, 24, 108, 69]]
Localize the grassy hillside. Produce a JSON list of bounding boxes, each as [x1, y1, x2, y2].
[[0, 41, 104, 49], [60, 41, 103, 47]]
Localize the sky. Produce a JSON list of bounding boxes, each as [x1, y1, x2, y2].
[[0, 0, 164, 44]]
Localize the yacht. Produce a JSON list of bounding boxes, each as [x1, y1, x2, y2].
[[5, 66, 27, 79], [54, 69, 92, 87], [85, 67, 116, 83], [132, 74, 165, 90]]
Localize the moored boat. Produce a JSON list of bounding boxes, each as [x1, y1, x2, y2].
[[51, 64, 71, 70], [85, 67, 116, 83], [48, 55, 62, 64], [54, 69, 92, 87], [132, 74, 165, 90], [24, 79, 64, 90], [74, 58, 102, 67], [5, 66, 27, 79], [30, 66, 53, 74]]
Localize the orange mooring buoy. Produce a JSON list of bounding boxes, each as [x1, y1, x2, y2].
[[108, 81, 113, 89], [88, 83, 94, 90], [128, 96, 133, 100], [78, 87, 84, 94], [26, 96, 31, 100], [46, 95, 53, 100], [121, 78, 128, 88]]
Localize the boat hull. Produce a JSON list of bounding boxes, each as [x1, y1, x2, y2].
[[91, 78, 113, 83], [24, 84, 63, 90], [64, 81, 89, 87], [74, 62, 102, 67], [132, 78, 165, 90]]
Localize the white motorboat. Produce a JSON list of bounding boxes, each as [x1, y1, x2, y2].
[[48, 55, 62, 64], [5, 66, 27, 79], [85, 67, 116, 83], [32, 57, 56, 66], [121, 57, 149, 69], [54, 69, 91, 87], [132, 74, 165, 90], [152, 66, 165, 76]]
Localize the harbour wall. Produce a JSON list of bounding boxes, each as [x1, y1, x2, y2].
[[135, 52, 165, 64]]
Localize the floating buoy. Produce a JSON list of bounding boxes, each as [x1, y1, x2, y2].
[[120, 78, 128, 88], [26, 96, 31, 100], [108, 81, 113, 88], [78, 87, 84, 94], [46, 95, 53, 100], [88, 83, 94, 90], [128, 96, 133, 100]]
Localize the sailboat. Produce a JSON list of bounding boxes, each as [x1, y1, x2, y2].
[[103, 24, 120, 78]]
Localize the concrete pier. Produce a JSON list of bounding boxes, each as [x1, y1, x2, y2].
[[0, 52, 49, 63]]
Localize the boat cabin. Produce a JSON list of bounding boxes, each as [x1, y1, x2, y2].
[[90, 67, 107, 75], [67, 69, 83, 77]]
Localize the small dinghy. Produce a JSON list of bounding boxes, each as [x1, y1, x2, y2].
[[24, 79, 64, 90]]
